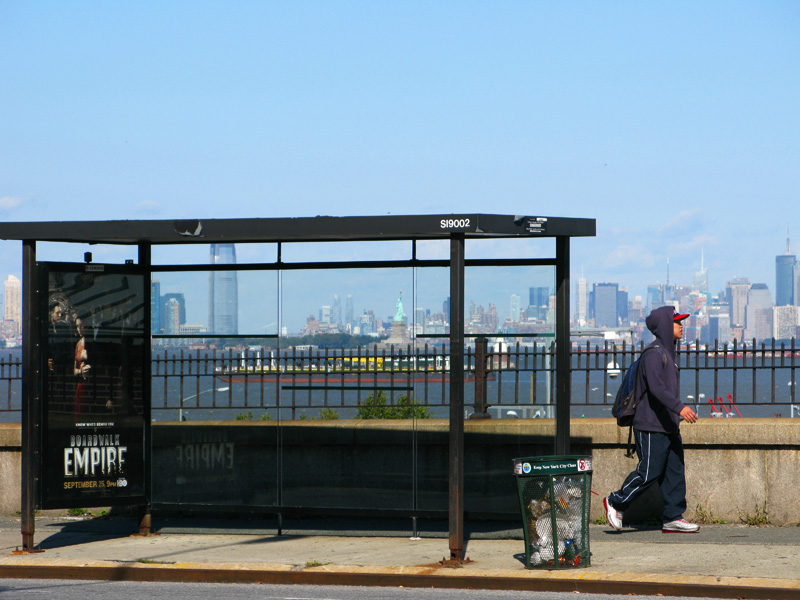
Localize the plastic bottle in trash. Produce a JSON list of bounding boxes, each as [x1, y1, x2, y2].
[[563, 539, 577, 562]]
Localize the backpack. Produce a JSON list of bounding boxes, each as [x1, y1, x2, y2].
[[611, 343, 666, 457]]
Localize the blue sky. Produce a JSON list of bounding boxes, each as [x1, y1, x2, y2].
[[1, 1, 799, 331]]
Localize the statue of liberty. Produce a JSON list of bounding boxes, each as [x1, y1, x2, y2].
[[394, 291, 404, 322]]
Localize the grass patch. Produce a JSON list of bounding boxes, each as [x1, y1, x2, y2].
[[305, 560, 330, 568], [694, 504, 727, 525], [738, 502, 769, 526]]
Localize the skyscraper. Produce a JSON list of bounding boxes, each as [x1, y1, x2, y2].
[[617, 288, 629, 325], [775, 231, 796, 306], [692, 250, 709, 297], [727, 277, 751, 329], [165, 297, 182, 335], [150, 280, 161, 334], [332, 294, 342, 328], [3, 275, 21, 337], [345, 294, 354, 330], [208, 244, 238, 335], [529, 286, 550, 321], [646, 284, 662, 311], [593, 283, 619, 328], [773, 305, 797, 341], [744, 283, 773, 342], [510, 294, 521, 322], [575, 274, 588, 325], [160, 292, 186, 333]]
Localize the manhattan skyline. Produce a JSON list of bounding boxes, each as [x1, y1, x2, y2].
[[0, 235, 795, 339], [1, 3, 797, 322]]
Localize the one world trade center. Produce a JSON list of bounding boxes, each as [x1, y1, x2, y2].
[[209, 243, 238, 335]]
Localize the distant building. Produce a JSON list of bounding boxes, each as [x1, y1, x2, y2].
[[319, 305, 333, 324], [358, 311, 375, 335], [646, 284, 662, 312], [208, 244, 238, 335], [593, 283, 619, 328], [692, 251, 709, 296], [575, 276, 588, 325], [510, 294, 521, 322], [706, 308, 731, 345], [164, 297, 182, 335], [332, 294, 342, 328], [775, 232, 796, 306], [345, 294, 354, 331], [744, 283, 773, 342], [773, 305, 798, 341], [160, 293, 186, 333], [150, 280, 161, 334], [617, 288, 629, 325], [528, 286, 550, 322], [726, 277, 751, 329], [3, 275, 21, 337]]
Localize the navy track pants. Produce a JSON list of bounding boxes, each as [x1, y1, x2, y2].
[[608, 429, 687, 524]]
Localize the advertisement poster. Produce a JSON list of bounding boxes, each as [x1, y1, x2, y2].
[[39, 263, 147, 508]]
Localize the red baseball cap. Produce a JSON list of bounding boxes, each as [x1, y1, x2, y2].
[[673, 312, 690, 322]]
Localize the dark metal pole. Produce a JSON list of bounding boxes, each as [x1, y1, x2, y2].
[[138, 242, 152, 535], [555, 236, 571, 455], [20, 240, 39, 552], [470, 337, 490, 418], [448, 233, 465, 562]]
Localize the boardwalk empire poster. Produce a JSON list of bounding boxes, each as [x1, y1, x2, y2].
[[39, 263, 147, 508]]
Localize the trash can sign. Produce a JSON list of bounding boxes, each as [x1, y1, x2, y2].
[[577, 458, 592, 472], [522, 462, 532, 474]]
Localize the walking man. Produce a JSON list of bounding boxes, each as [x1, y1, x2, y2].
[[604, 305, 700, 533]]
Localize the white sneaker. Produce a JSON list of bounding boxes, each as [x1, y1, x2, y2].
[[603, 496, 623, 530], [662, 518, 700, 533]]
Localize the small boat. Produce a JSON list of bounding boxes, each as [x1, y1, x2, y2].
[[607, 361, 621, 378]]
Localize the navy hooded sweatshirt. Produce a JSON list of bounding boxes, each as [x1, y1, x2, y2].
[[632, 305, 687, 434]]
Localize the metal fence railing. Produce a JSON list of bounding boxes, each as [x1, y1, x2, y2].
[[2, 339, 799, 419]]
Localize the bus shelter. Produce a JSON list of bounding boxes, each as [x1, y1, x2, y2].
[[0, 213, 595, 562]]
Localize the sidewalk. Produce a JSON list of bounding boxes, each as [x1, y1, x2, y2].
[[0, 517, 799, 598]]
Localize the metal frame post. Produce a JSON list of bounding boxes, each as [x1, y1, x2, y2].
[[555, 236, 571, 455], [20, 240, 40, 552], [447, 233, 465, 562], [138, 243, 153, 535]]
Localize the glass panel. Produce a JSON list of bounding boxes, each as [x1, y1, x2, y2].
[[410, 266, 450, 514], [280, 240, 411, 264], [462, 264, 557, 517], [464, 237, 556, 260], [37, 242, 139, 265], [151, 243, 278, 266], [150, 269, 279, 507], [278, 268, 416, 511]]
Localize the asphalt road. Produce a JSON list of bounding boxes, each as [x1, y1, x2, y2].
[[0, 579, 719, 600]]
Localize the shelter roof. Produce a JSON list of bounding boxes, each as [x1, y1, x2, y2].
[[0, 214, 594, 245]]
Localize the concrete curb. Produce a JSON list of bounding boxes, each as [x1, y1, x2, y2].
[[1, 559, 799, 599]]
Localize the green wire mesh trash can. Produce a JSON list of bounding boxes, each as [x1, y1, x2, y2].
[[513, 455, 593, 569]]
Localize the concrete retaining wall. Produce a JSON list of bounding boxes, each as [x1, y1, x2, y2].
[[1, 419, 798, 524]]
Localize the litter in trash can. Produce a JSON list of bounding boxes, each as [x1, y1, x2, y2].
[[513, 455, 593, 569]]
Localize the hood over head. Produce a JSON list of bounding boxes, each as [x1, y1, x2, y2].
[[646, 305, 678, 354]]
